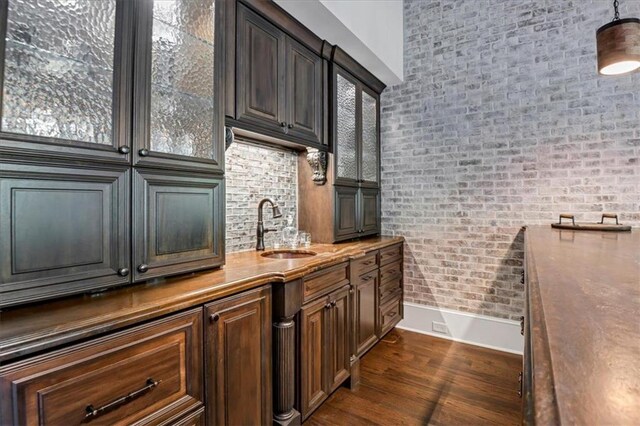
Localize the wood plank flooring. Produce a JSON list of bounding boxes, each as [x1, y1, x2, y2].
[[307, 328, 522, 425]]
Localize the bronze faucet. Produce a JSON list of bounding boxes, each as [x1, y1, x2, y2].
[[256, 198, 282, 251]]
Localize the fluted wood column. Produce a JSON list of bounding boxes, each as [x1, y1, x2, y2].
[[272, 279, 302, 426]]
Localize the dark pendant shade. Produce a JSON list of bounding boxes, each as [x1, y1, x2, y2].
[[596, 18, 640, 75]]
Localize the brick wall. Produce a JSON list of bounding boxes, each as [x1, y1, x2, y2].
[[381, 0, 640, 320], [225, 140, 298, 253]]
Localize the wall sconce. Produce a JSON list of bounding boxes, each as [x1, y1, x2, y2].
[[596, 0, 640, 75]]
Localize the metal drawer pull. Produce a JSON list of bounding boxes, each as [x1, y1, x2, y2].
[[85, 378, 159, 420], [599, 213, 619, 224], [558, 213, 575, 226], [518, 372, 523, 397], [361, 274, 374, 282], [520, 316, 525, 336]]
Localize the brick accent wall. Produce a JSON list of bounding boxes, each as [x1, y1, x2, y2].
[[225, 141, 298, 253], [381, 0, 640, 320]]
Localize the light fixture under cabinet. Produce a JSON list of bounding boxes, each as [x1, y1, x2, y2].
[[596, 1, 640, 75]]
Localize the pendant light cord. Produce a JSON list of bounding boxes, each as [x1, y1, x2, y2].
[[613, 0, 620, 21]]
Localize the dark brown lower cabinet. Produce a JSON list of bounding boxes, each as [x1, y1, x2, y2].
[[133, 168, 224, 282], [204, 286, 272, 426], [300, 284, 350, 420], [0, 161, 130, 308], [353, 270, 378, 357], [0, 309, 204, 425]]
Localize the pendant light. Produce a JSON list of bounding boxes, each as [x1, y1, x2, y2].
[[596, 0, 640, 75]]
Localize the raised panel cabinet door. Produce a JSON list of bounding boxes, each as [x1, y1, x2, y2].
[[360, 88, 379, 186], [285, 36, 323, 145], [132, 0, 224, 173], [326, 286, 351, 393], [0, 0, 133, 164], [334, 185, 358, 241], [354, 272, 378, 357], [0, 161, 130, 308], [133, 169, 224, 281], [333, 68, 359, 184], [0, 308, 204, 426], [236, 3, 285, 130], [300, 296, 329, 420], [360, 187, 380, 235], [205, 286, 272, 426]]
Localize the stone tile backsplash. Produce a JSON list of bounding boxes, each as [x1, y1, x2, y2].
[[225, 140, 298, 253], [381, 0, 640, 320]]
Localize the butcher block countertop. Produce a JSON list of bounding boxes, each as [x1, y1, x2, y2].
[[524, 226, 639, 425], [0, 236, 403, 364]]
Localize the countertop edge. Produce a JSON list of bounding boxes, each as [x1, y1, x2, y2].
[[0, 237, 404, 364]]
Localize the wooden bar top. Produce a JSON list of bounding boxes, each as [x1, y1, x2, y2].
[[0, 236, 403, 364], [525, 226, 639, 425]]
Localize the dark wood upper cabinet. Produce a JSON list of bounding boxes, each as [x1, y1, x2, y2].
[[285, 37, 323, 145], [360, 187, 381, 235], [334, 185, 359, 239], [133, 169, 224, 282], [205, 286, 272, 426], [0, 161, 130, 308], [132, 0, 225, 173], [236, 3, 285, 130], [0, 0, 135, 165], [234, 3, 325, 148]]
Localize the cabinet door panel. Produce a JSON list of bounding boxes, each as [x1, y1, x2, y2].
[[205, 286, 271, 426], [133, 169, 224, 281], [360, 187, 380, 235], [133, 0, 224, 172], [361, 88, 379, 185], [327, 286, 350, 392], [0, 0, 132, 164], [333, 70, 359, 184], [300, 297, 329, 419], [354, 272, 378, 356], [334, 185, 358, 240], [0, 162, 130, 307], [286, 37, 322, 144], [236, 4, 284, 129]]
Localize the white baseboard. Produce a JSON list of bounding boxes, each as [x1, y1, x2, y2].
[[397, 302, 524, 355]]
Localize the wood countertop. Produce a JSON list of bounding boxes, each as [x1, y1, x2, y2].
[[524, 226, 639, 425], [0, 236, 403, 364]]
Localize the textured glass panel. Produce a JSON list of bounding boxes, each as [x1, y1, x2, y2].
[[150, 0, 215, 159], [361, 91, 378, 183], [336, 74, 357, 180], [1, 0, 116, 144]]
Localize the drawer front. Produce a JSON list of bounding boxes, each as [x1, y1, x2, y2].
[[380, 260, 402, 284], [0, 309, 203, 426], [351, 251, 379, 277], [303, 262, 349, 303], [379, 277, 402, 305], [379, 244, 402, 266], [378, 292, 402, 337]]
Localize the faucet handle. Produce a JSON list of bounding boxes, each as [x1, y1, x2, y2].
[[264, 228, 278, 233]]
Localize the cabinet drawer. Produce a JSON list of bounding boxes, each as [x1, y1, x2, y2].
[[380, 244, 402, 266], [379, 277, 402, 305], [0, 309, 203, 426], [352, 251, 379, 276], [379, 292, 402, 337], [303, 262, 349, 303], [380, 260, 402, 284]]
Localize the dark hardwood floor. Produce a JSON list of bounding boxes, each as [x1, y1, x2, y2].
[[307, 329, 522, 425]]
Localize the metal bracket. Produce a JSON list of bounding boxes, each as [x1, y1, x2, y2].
[[225, 126, 234, 150], [306, 148, 327, 185]]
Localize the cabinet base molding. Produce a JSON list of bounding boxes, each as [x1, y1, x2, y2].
[[397, 302, 523, 355], [348, 357, 361, 391], [273, 410, 301, 426]]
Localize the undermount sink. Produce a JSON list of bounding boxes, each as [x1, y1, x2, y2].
[[261, 250, 317, 259]]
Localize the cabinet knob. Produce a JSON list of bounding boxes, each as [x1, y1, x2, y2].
[[118, 146, 130, 154], [137, 264, 149, 273], [325, 303, 332, 310], [280, 122, 287, 128], [331, 300, 337, 308], [138, 148, 149, 157], [287, 123, 294, 129], [210, 313, 220, 322], [117, 267, 129, 277]]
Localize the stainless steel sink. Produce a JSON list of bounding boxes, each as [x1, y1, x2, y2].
[[261, 250, 317, 259]]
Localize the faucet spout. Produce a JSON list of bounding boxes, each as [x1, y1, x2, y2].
[[257, 198, 282, 251]]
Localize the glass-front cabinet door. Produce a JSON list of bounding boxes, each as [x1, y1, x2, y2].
[[0, 0, 133, 164], [360, 88, 379, 187], [334, 71, 358, 185], [133, 0, 224, 173]]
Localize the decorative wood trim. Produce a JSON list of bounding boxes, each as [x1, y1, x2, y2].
[[305, 148, 327, 185], [331, 46, 386, 94]]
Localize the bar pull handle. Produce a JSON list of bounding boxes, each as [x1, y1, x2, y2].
[[558, 214, 575, 226], [85, 378, 159, 420], [599, 213, 619, 225]]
